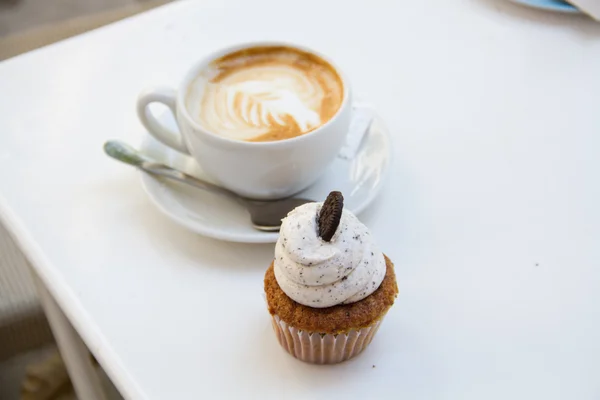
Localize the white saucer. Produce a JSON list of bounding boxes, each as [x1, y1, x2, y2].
[[139, 105, 391, 243]]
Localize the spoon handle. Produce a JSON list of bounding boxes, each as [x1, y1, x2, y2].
[[104, 140, 236, 199], [141, 162, 235, 199]]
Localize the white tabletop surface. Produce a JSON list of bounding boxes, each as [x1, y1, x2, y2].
[[1, 0, 600, 399]]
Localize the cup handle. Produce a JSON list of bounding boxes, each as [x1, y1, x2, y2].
[[137, 87, 190, 154]]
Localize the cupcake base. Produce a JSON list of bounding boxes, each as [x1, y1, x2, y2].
[[265, 255, 397, 364], [270, 315, 385, 364]]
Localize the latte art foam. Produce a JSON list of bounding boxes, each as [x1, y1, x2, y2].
[[185, 47, 344, 142]]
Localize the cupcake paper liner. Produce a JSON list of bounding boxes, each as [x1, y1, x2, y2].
[[270, 314, 385, 364]]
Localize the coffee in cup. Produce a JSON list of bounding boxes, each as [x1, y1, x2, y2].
[[185, 46, 344, 142], [137, 42, 353, 199]]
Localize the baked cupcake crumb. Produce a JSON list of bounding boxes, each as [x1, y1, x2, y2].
[[265, 255, 398, 334]]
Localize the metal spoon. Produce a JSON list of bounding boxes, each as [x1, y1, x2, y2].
[[103, 140, 313, 232]]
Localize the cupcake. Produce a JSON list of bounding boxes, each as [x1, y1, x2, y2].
[[264, 191, 398, 364]]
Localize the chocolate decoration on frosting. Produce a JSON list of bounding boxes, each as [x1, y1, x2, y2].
[[318, 191, 344, 242]]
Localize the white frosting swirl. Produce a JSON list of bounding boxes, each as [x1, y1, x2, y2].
[[274, 202, 386, 308]]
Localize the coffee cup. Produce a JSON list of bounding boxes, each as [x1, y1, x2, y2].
[[137, 42, 352, 200]]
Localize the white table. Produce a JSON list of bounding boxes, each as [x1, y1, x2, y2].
[[1, 1, 600, 399]]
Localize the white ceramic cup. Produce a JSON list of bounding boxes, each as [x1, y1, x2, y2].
[[137, 42, 352, 200]]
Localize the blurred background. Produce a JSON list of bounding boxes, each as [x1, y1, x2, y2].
[[0, 1, 171, 399], [0, 0, 172, 60]]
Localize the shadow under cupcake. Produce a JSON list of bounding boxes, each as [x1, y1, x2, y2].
[[264, 191, 398, 364]]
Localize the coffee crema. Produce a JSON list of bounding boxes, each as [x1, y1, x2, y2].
[[185, 46, 344, 142]]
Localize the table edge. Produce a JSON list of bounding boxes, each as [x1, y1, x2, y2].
[[0, 194, 148, 400]]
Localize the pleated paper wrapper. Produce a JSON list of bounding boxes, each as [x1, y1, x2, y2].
[[270, 314, 385, 364]]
